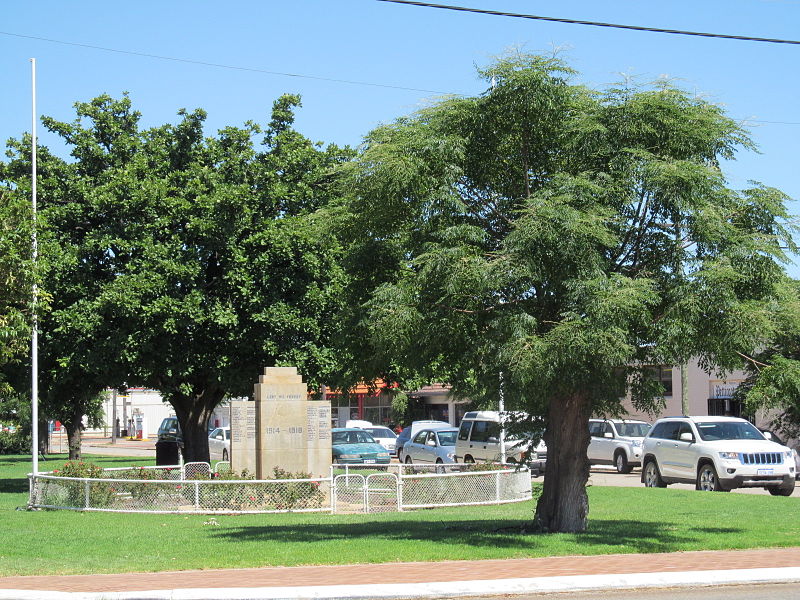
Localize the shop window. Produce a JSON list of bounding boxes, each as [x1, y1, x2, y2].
[[708, 397, 744, 418], [647, 366, 673, 396]]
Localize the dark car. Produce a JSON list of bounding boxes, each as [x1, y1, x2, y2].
[[157, 417, 182, 442]]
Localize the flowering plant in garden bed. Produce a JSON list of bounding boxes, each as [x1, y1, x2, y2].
[[266, 467, 326, 510], [48, 461, 115, 508]]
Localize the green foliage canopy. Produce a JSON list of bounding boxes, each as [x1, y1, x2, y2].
[[2, 93, 352, 461], [340, 53, 795, 532]]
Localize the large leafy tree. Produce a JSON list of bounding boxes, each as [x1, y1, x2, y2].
[[0, 183, 36, 435], [0, 187, 34, 369], [3, 94, 350, 462], [735, 280, 800, 440], [2, 117, 130, 458], [341, 54, 794, 533]]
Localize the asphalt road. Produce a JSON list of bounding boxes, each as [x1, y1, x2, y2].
[[469, 582, 800, 599], [587, 465, 799, 496]]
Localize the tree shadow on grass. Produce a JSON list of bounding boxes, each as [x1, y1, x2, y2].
[[211, 518, 742, 556]]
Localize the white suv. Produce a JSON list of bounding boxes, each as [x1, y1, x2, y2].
[[641, 416, 796, 495], [588, 419, 651, 473]]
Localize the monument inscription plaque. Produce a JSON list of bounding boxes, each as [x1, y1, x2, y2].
[[229, 400, 257, 473]]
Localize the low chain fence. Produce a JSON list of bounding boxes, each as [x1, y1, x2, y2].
[[29, 461, 532, 514]]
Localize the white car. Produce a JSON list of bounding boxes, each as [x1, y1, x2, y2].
[[208, 426, 231, 461], [361, 426, 397, 454], [641, 416, 796, 495], [588, 419, 651, 473], [455, 411, 547, 474]]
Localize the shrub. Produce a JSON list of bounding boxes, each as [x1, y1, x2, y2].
[[49, 461, 115, 508], [0, 431, 29, 454]]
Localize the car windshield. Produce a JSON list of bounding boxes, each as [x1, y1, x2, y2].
[[616, 422, 650, 437], [436, 431, 458, 446], [366, 427, 396, 438], [696, 421, 765, 441], [332, 430, 376, 445]]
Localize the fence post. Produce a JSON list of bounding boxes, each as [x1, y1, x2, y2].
[[194, 481, 200, 510], [495, 471, 501, 503], [330, 466, 336, 514], [85, 479, 90, 509], [397, 468, 403, 512]]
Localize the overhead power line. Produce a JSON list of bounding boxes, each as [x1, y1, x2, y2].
[[1, 27, 798, 125], [377, 0, 800, 45], [0, 30, 447, 94]]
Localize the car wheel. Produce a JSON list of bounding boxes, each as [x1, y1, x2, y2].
[[697, 463, 726, 492], [405, 456, 413, 464], [222, 449, 228, 462], [615, 451, 632, 474], [643, 460, 666, 488], [435, 458, 444, 473], [768, 484, 795, 497], [464, 455, 475, 464]]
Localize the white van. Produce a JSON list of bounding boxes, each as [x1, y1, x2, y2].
[[455, 411, 547, 474]]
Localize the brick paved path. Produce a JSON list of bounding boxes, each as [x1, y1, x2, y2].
[[1, 548, 799, 593]]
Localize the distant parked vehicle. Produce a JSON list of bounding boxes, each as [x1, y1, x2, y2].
[[400, 428, 458, 467], [331, 428, 391, 465], [455, 411, 546, 474], [157, 417, 182, 443], [395, 420, 451, 458], [587, 419, 651, 473], [361, 426, 398, 454], [208, 426, 231, 461]]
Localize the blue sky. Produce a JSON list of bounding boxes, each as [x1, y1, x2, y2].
[[3, 0, 799, 272]]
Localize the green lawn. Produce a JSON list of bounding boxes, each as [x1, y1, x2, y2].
[[1, 454, 798, 576]]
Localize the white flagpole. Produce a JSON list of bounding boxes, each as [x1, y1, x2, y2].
[[30, 57, 39, 475]]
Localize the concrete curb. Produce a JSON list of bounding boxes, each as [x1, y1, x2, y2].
[[3, 567, 800, 600]]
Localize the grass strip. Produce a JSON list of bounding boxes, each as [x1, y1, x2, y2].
[[0, 454, 798, 576]]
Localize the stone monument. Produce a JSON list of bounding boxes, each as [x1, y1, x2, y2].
[[243, 366, 332, 478]]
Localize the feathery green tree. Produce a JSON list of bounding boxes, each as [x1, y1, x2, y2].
[[341, 54, 794, 532]]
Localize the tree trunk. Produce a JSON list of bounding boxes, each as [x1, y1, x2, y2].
[[62, 402, 85, 461], [533, 390, 592, 533], [37, 419, 50, 455], [65, 420, 82, 461], [172, 386, 224, 463]]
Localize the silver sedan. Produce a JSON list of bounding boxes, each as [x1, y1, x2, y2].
[[401, 428, 458, 467]]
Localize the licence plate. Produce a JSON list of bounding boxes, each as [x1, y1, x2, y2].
[[364, 459, 376, 464], [757, 468, 773, 475]]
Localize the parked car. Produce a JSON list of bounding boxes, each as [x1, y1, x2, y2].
[[395, 420, 451, 458], [588, 419, 651, 473], [157, 416, 182, 443], [455, 411, 547, 474], [208, 426, 231, 461], [641, 416, 796, 495], [361, 426, 398, 454], [331, 428, 391, 465], [400, 427, 459, 467]]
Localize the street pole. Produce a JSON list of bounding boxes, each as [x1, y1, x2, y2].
[[30, 57, 39, 476]]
